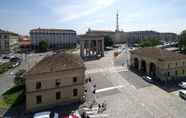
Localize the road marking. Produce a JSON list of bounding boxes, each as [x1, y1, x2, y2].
[[86, 66, 128, 74], [96, 85, 124, 93], [87, 114, 109, 117]]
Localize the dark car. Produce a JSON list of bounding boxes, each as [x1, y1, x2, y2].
[[10, 57, 21, 62], [142, 76, 153, 83], [3, 56, 10, 59]]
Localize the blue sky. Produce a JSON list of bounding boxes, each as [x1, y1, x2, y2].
[[0, 0, 186, 35]]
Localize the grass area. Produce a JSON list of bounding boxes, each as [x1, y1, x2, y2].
[[0, 85, 25, 109], [0, 62, 15, 74]]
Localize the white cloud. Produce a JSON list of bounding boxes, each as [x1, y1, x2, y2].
[[45, 0, 115, 22]]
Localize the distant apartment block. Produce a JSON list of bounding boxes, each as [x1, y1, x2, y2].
[[30, 28, 77, 50], [127, 31, 178, 47], [0, 29, 19, 53], [24, 53, 86, 111], [84, 29, 178, 46]]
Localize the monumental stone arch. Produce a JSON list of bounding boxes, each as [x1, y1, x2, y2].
[[80, 35, 104, 60]]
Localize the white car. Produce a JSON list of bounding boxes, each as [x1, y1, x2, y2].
[[178, 82, 186, 89], [33, 111, 59, 118], [179, 90, 186, 99], [12, 62, 20, 68]]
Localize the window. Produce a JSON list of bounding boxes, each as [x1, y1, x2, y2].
[[36, 95, 42, 104], [56, 92, 61, 100], [36, 82, 41, 89], [175, 70, 178, 76], [176, 62, 177, 66], [4, 40, 9, 48], [183, 70, 185, 75], [168, 72, 170, 77], [73, 89, 78, 96], [0, 35, 1, 39], [183, 62, 185, 65], [56, 79, 61, 87], [4, 35, 7, 39], [73, 77, 77, 83], [168, 64, 170, 68]]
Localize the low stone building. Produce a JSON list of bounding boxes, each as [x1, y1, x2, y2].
[[24, 53, 86, 111], [130, 48, 186, 82]]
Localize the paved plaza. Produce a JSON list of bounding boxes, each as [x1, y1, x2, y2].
[[85, 49, 186, 118]]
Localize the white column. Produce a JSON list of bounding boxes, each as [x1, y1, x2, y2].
[[96, 40, 99, 56]]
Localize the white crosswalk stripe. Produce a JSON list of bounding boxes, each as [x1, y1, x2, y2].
[[96, 85, 124, 93], [86, 66, 128, 74]]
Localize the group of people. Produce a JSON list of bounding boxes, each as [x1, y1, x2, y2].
[[98, 101, 107, 113]]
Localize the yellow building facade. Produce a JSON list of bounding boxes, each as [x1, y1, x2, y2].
[[130, 48, 186, 82], [25, 53, 86, 111]]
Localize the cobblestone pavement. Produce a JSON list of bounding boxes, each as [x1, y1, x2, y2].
[[85, 49, 186, 118]]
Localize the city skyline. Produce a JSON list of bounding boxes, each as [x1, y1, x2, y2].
[[0, 0, 186, 35]]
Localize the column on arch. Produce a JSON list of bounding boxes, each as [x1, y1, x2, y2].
[[96, 40, 99, 57], [80, 40, 85, 58], [101, 39, 104, 57]]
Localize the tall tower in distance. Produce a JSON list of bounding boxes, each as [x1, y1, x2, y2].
[[116, 10, 119, 32]]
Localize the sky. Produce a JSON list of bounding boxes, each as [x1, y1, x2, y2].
[[0, 0, 186, 35]]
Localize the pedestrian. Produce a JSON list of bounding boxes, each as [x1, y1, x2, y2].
[[93, 89, 96, 94], [98, 104, 101, 113], [89, 77, 91, 82]]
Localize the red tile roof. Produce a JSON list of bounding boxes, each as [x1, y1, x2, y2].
[[26, 53, 85, 76]]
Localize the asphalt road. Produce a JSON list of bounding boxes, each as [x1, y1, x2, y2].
[[0, 52, 51, 95]]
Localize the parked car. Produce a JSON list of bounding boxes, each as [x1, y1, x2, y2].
[[142, 76, 153, 83], [33, 111, 59, 118], [12, 62, 21, 68], [10, 57, 21, 63], [178, 82, 186, 89], [179, 90, 186, 100], [3, 56, 10, 59]]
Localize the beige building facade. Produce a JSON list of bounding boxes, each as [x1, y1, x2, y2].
[[0, 29, 18, 53], [25, 53, 86, 111], [130, 48, 186, 82], [30, 28, 77, 50], [86, 29, 127, 44]]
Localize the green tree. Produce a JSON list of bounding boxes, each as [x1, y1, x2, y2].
[[178, 30, 186, 53], [139, 38, 160, 48], [39, 40, 48, 52], [14, 69, 26, 86], [104, 36, 113, 48]]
